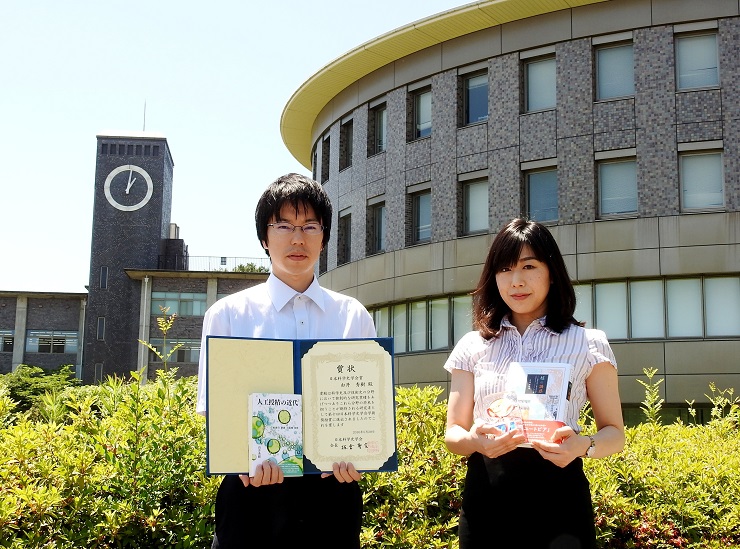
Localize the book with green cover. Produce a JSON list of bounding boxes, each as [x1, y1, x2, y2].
[[248, 392, 303, 477]]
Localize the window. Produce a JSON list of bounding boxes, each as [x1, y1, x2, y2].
[[99, 266, 109, 290], [575, 276, 740, 339], [368, 104, 387, 155], [462, 178, 488, 234], [705, 278, 740, 336], [127, 144, 134, 155], [144, 145, 151, 156], [392, 304, 407, 353], [464, 72, 488, 125], [101, 143, 108, 154], [369, 293, 473, 353], [430, 298, 449, 350], [321, 136, 330, 183], [595, 283, 628, 340], [312, 147, 318, 181], [676, 33, 719, 90], [369, 202, 386, 254], [373, 307, 390, 338], [598, 159, 637, 216], [339, 119, 353, 171], [94, 363, 104, 383], [527, 169, 558, 222], [573, 284, 593, 329], [97, 317, 105, 340], [596, 43, 634, 100], [680, 152, 723, 210], [148, 338, 201, 363], [409, 301, 427, 351], [135, 144, 142, 155], [151, 292, 208, 316], [337, 212, 351, 265], [26, 330, 78, 354], [412, 190, 432, 243], [667, 279, 703, 337], [0, 331, 13, 353], [525, 57, 556, 112], [152, 145, 160, 157], [630, 280, 665, 338], [413, 88, 432, 139]]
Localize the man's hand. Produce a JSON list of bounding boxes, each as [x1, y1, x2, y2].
[[321, 461, 362, 483], [240, 460, 285, 487]]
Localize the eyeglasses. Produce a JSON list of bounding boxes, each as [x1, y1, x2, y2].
[[267, 222, 324, 235]]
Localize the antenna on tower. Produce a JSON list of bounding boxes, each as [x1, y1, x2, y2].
[[143, 100, 147, 131]]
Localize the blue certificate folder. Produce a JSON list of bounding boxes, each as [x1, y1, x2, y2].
[[205, 336, 397, 475]]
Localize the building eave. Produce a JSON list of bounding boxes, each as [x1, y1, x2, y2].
[[280, 0, 608, 169]]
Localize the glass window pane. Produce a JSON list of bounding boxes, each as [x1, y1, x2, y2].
[[599, 160, 637, 215], [452, 295, 473, 344], [465, 73, 488, 124], [676, 34, 719, 89], [376, 107, 387, 152], [630, 280, 665, 338], [528, 170, 558, 222], [416, 91, 432, 138], [681, 153, 723, 210], [667, 279, 703, 337], [595, 282, 628, 339], [414, 192, 432, 241], [464, 179, 488, 234], [374, 204, 386, 252], [705, 277, 740, 336], [573, 284, 593, 329], [373, 307, 390, 338], [596, 44, 634, 99], [526, 57, 556, 111], [393, 304, 407, 353], [430, 298, 449, 350], [409, 301, 427, 351]]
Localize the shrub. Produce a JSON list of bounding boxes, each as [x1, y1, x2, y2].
[[0, 365, 79, 418], [1, 371, 739, 548]]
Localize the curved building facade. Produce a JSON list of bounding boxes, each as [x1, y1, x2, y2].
[[281, 0, 740, 417]]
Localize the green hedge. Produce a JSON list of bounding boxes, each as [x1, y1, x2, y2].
[[1, 369, 739, 548]]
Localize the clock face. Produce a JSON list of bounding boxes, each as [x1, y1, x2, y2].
[[104, 164, 154, 211]]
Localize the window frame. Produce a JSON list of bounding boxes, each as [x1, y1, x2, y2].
[[461, 177, 489, 235], [368, 103, 387, 156], [413, 88, 432, 140], [411, 190, 432, 244], [525, 168, 558, 223], [463, 71, 489, 125], [675, 32, 719, 91], [339, 119, 353, 171], [524, 56, 556, 112], [679, 150, 724, 212], [597, 157, 638, 218], [595, 42, 635, 101]]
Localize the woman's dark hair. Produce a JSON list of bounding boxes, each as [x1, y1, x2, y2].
[[472, 218, 581, 339], [255, 173, 332, 256]]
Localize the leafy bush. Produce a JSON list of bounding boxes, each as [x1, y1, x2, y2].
[[0, 370, 739, 548], [0, 364, 79, 418], [0, 369, 219, 548]]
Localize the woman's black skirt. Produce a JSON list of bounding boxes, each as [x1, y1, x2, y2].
[[459, 448, 597, 549]]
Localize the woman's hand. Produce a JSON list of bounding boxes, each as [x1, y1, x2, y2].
[[530, 426, 585, 467], [474, 420, 527, 459], [239, 460, 284, 487], [321, 461, 362, 483]]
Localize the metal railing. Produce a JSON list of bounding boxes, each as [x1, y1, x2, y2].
[[158, 255, 270, 272]]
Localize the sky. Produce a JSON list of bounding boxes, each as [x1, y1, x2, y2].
[[0, 0, 468, 294]]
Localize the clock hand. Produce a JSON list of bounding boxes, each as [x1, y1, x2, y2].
[[125, 171, 137, 194]]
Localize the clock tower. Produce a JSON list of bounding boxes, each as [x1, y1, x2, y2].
[[83, 132, 175, 383]]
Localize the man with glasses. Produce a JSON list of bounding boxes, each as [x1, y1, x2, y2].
[[196, 172, 376, 548]]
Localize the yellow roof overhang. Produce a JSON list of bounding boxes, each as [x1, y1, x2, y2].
[[281, 0, 607, 169]]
